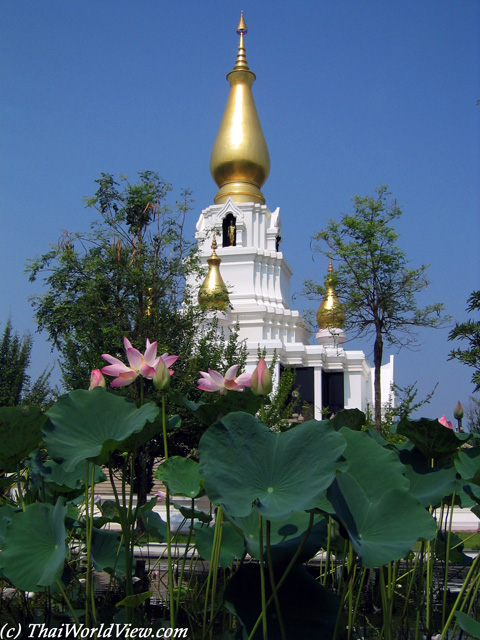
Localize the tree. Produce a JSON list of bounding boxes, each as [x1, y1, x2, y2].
[[448, 290, 480, 392], [0, 319, 54, 407], [305, 186, 447, 429], [27, 172, 206, 390]]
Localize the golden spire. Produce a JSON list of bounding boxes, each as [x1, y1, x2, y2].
[[198, 232, 230, 311], [210, 12, 270, 205], [316, 259, 345, 329]]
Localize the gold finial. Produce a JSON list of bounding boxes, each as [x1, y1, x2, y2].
[[316, 259, 345, 329], [209, 12, 270, 204], [233, 12, 249, 70], [198, 232, 230, 311], [237, 11, 247, 35]]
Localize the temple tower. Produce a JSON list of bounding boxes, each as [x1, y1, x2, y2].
[[192, 14, 394, 419]]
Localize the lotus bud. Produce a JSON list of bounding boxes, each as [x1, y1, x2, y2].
[[153, 359, 171, 391], [453, 401, 464, 421], [89, 369, 106, 390], [251, 357, 273, 396], [156, 490, 166, 504]]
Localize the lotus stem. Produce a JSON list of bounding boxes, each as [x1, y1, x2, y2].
[[442, 492, 456, 627], [439, 548, 480, 639], [249, 513, 314, 640], [161, 393, 175, 629], [258, 515, 268, 640], [266, 518, 287, 640]]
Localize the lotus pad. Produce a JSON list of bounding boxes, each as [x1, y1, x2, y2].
[[155, 456, 204, 498], [198, 412, 347, 519], [44, 388, 159, 471], [328, 429, 436, 567], [0, 499, 67, 591], [397, 417, 470, 459]]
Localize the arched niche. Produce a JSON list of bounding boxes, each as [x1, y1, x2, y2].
[[222, 213, 236, 247]]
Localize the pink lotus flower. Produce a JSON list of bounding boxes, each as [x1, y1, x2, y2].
[[251, 357, 273, 396], [156, 490, 166, 504], [101, 337, 178, 388], [439, 415, 453, 430], [89, 369, 106, 390], [197, 365, 252, 395]]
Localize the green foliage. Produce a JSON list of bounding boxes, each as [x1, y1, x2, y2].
[[0, 319, 54, 408], [0, 499, 68, 592], [0, 405, 45, 471], [198, 412, 347, 519], [305, 186, 447, 428], [26, 172, 203, 391], [44, 387, 159, 470], [224, 564, 340, 639], [449, 290, 480, 392], [154, 456, 204, 498], [395, 416, 470, 458], [256, 348, 298, 430], [327, 429, 437, 567], [1, 348, 479, 637]]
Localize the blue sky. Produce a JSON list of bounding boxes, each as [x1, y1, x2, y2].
[[1, 1, 479, 421]]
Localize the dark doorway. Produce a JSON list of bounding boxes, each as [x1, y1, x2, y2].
[[222, 214, 236, 247], [280, 365, 315, 420], [322, 371, 344, 417]]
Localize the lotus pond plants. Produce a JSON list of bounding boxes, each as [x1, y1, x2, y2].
[[0, 338, 479, 639]]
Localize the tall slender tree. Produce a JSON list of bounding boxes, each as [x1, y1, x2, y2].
[[0, 319, 53, 407], [448, 290, 480, 391], [305, 186, 447, 429]]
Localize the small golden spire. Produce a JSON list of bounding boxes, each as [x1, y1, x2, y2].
[[210, 12, 270, 204], [316, 259, 345, 329], [198, 232, 230, 311], [234, 11, 249, 71]]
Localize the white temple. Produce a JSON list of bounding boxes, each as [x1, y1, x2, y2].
[[191, 14, 394, 420]]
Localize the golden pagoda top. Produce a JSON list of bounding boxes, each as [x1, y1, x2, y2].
[[210, 12, 271, 205], [316, 259, 345, 330], [198, 232, 230, 311]]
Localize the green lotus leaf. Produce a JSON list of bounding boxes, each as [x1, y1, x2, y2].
[[119, 414, 179, 452], [198, 412, 347, 519], [227, 510, 328, 565], [99, 499, 124, 523], [328, 429, 437, 567], [194, 520, 245, 568], [91, 528, 127, 577], [0, 499, 67, 591], [331, 408, 366, 431], [176, 387, 262, 426], [434, 531, 472, 566], [455, 447, 480, 485], [224, 564, 339, 640], [141, 510, 167, 543], [174, 504, 212, 524], [41, 459, 106, 493], [398, 448, 458, 507], [455, 477, 480, 509], [396, 417, 470, 459], [0, 406, 45, 472], [44, 388, 159, 471], [116, 591, 153, 608], [155, 456, 204, 498], [455, 611, 480, 638]]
